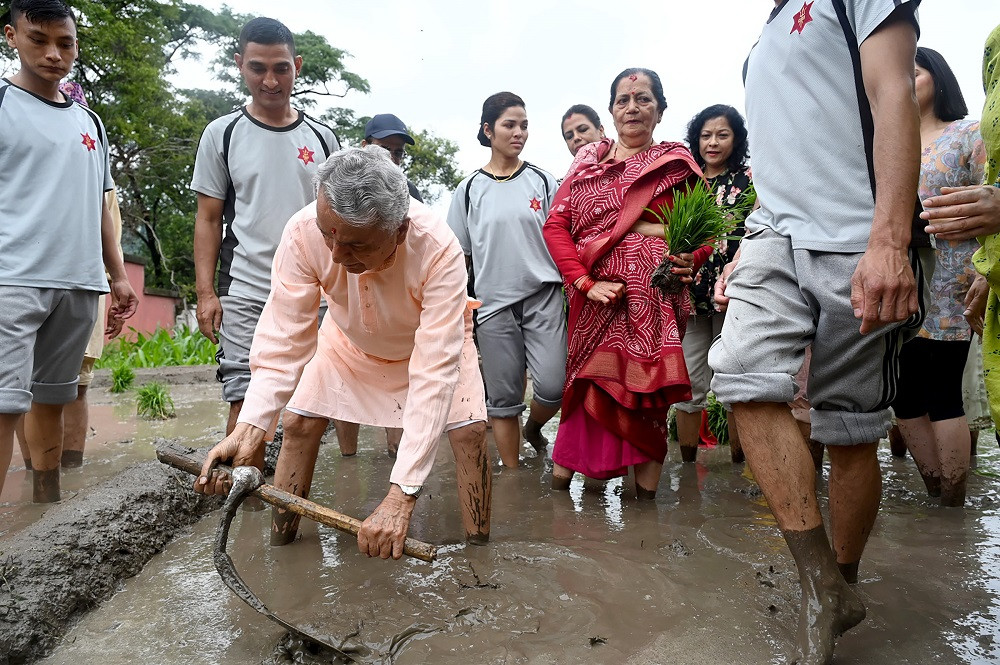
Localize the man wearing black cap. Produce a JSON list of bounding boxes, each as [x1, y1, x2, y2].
[[361, 113, 423, 203]]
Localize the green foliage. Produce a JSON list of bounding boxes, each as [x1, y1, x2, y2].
[[667, 407, 678, 442], [97, 326, 215, 369], [646, 181, 739, 255], [706, 393, 729, 446], [110, 364, 136, 393], [136, 382, 176, 420]]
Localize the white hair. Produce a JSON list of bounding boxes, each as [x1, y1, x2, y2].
[[314, 145, 409, 233]]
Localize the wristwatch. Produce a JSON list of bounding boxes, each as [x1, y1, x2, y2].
[[394, 483, 422, 498]]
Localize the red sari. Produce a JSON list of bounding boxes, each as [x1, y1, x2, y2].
[[543, 139, 701, 479]]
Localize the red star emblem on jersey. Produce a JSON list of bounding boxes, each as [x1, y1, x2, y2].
[[529, 197, 542, 211], [790, 1, 814, 34], [81, 133, 96, 151], [297, 146, 315, 165]]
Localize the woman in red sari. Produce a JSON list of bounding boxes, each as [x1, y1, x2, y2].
[[543, 68, 706, 498]]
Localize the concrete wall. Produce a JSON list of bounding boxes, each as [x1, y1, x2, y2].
[[103, 257, 181, 341]]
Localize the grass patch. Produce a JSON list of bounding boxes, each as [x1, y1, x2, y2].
[[136, 382, 175, 420], [97, 325, 215, 370], [109, 364, 135, 393]]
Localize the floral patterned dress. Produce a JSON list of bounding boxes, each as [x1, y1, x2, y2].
[[919, 119, 986, 342]]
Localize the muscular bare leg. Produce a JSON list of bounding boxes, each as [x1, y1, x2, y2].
[[271, 412, 329, 545], [226, 400, 243, 436], [14, 415, 29, 470], [522, 399, 559, 454], [826, 442, 880, 583], [796, 419, 824, 471], [385, 427, 403, 458], [896, 415, 940, 496], [332, 419, 360, 456], [61, 385, 89, 467], [676, 409, 701, 463], [633, 459, 664, 499], [491, 415, 521, 468], [25, 402, 65, 503], [733, 402, 865, 665], [932, 416, 970, 507], [448, 421, 491, 544], [0, 413, 17, 497]]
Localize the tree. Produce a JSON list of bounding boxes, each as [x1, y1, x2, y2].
[[0, 1, 462, 293]]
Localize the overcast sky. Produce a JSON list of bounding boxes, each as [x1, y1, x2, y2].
[[184, 1, 999, 205]]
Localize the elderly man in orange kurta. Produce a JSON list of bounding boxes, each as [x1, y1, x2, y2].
[[195, 146, 492, 559]]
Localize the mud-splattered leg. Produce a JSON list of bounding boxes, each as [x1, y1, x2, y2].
[[271, 412, 328, 546], [896, 415, 942, 496], [61, 385, 89, 467], [633, 460, 663, 499], [523, 399, 558, 455], [448, 421, 491, 544], [733, 402, 865, 665], [25, 402, 65, 503], [827, 442, 880, 583], [0, 413, 17, 498], [332, 419, 360, 457], [385, 427, 403, 458]]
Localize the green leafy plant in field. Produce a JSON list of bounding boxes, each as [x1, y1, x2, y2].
[[109, 363, 135, 393], [97, 326, 216, 370], [136, 382, 175, 420]]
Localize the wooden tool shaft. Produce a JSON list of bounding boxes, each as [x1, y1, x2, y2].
[[156, 441, 437, 562]]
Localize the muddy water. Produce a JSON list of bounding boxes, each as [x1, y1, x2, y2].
[[32, 392, 1000, 665], [0, 378, 228, 539]]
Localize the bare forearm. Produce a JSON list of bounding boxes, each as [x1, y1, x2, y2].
[[869, 83, 919, 248], [193, 215, 223, 296], [101, 204, 127, 282]]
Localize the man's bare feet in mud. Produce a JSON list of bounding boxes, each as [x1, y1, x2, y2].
[[522, 419, 549, 455], [786, 527, 867, 665]]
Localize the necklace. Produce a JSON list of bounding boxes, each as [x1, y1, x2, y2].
[[487, 159, 522, 182], [613, 140, 654, 161]]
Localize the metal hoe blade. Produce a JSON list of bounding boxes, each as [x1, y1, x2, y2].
[[215, 465, 353, 661]]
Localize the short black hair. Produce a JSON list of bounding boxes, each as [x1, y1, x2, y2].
[[9, 0, 75, 27], [915, 47, 968, 122], [238, 17, 296, 56], [608, 68, 667, 114], [477, 91, 525, 147], [685, 104, 750, 173], [561, 104, 601, 133]]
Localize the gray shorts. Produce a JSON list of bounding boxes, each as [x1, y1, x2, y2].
[[217, 295, 264, 403], [0, 286, 99, 413], [675, 312, 726, 413], [708, 228, 927, 446], [476, 284, 567, 418]]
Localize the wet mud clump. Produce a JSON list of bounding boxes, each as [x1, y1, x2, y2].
[[0, 459, 221, 664]]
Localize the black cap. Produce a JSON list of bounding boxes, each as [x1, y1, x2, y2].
[[364, 114, 415, 145]]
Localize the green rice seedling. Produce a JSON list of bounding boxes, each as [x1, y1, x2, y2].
[[706, 393, 729, 446], [96, 325, 216, 369], [136, 382, 175, 420], [647, 181, 740, 294], [110, 363, 135, 393]]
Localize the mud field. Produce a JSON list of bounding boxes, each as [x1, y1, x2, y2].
[[2, 367, 999, 664]]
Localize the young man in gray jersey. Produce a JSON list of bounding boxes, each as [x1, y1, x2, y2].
[[192, 17, 338, 435], [709, 1, 922, 663], [0, 0, 137, 502]]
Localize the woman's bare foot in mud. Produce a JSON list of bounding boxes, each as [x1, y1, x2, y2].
[[790, 569, 867, 664], [551, 462, 573, 491]]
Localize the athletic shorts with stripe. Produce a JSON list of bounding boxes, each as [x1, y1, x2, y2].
[[709, 227, 929, 446]]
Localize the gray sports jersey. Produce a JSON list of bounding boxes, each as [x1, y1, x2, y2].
[[744, 0, 920, 253], [447, 163, 562, 323], [0, 80, 112, 292], [191, 107, 339, 301]]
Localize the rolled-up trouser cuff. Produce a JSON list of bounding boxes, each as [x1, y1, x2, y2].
[[809, 407, 891, 446], [673, 401, 704, 414], [0, 387, 34, 414], [219, 359, 250, 403], [31, 376, 80, 405], [710, 372, 797, 409], [486, 403, 527, 419], [531, 394, 562, 409]]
